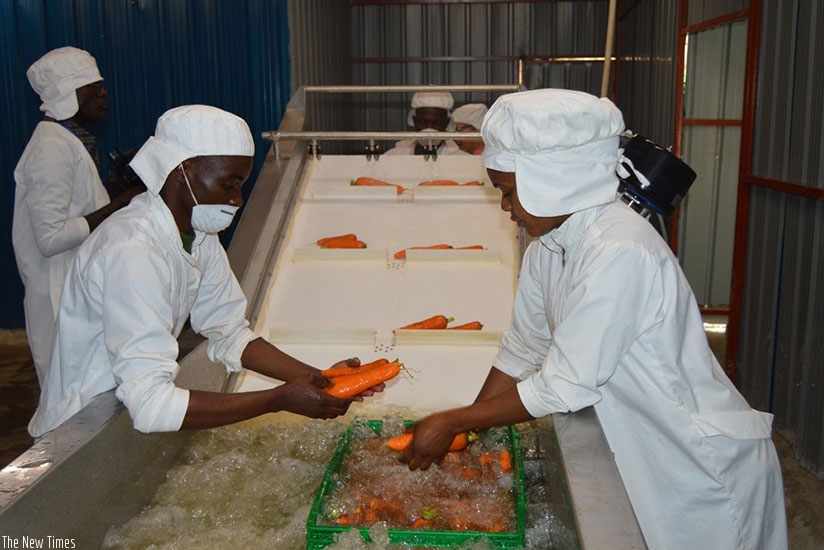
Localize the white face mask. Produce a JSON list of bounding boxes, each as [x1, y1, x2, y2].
[[180, 164, 239, 234], [416, 127, 442, 148]]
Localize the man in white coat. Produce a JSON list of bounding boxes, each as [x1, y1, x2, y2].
[[29, 105, 376, 438], [399, 89, 788, 549], [383, 91, 468, 156], [13, 46, 143, 387]]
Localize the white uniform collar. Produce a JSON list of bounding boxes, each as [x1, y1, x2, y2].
[[539, 203, 607, 253]]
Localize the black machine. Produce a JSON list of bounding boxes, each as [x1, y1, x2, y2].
[[108, 148, 143, 189], [616, 133, 697, 240]]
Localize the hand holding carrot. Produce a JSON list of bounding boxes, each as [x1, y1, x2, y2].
[[272, 372, 354, 419], [398, 412, 464, 471]]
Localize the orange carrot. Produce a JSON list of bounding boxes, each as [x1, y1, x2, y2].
[[385, 431, 468, 452], [320, 238, 366, 249], [351, 177, 406, 195], [499, 450, 512, 472], [459, 180, 483, 186], [393, 244, 452, 260], [321, 358, 390, 378], [418, 179, 460, 187], [412, 518, 432, 529], [398, 315, 453, 330], [324, 361, 401, 398], [447, 321, 483, 330], [316, 233, 357, 246], [454, 245, 484, 251]]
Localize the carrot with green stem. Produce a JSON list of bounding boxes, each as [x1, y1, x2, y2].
[[324, 361, 402, 398], [398, 315, 453, 330], [351, 176, 406, 195]]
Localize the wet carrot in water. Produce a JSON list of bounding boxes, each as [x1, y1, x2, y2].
[[321, 358, 390, 378], [351, 177, 406, 195], [316, 233, 357, 246], [324, 361, 401, 398], [393, 244, 452, 260], [447, 321, 483, 330], [411, 518, 432, 529], [398, 315, 453, 330], [499, 450, 512, 472], [385, 431, 468, 452]]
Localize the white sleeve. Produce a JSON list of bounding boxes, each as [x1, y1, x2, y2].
[[189, 237, 257, 372], [92, 241, 190, 433], [24, 135, 91, 256], [503, 240, 663, 418], [493, 243, 553, 379]]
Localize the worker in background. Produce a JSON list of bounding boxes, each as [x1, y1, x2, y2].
[[29, 105, 378, 438], [13, 46, 144, 389], [451, 103, 488, 155], [383, 91, 468, 156], [399, 89, 787, 550]]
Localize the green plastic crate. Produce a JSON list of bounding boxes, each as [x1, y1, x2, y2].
[[306, 420, 526, 549]]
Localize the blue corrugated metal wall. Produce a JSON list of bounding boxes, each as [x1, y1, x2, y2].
[[0, 0, 291, 328]]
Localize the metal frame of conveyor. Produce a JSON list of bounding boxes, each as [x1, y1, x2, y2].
[[0, 85, 646, 549]]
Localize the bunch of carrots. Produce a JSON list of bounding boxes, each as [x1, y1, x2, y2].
[[321, 358, 402, 398], [316, 233, 366, 249], [393, 244, 484, 260], [397, 314, 483, 331]]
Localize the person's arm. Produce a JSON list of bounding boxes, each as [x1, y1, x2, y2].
[[84, 184, 144, 232], [399, 381, 533, 471], [181, 371, 352, 430]]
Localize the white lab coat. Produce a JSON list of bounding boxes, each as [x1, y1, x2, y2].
[[12, 121, 110, 386], [382, 139, 468, 156], [494, 201, 787, 550], [28, 192, 257, 437]]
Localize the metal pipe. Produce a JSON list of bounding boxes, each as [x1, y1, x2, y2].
[[301, 85, 520, 94], [262, 130, 481, 142], [601, 0, 618, 97]]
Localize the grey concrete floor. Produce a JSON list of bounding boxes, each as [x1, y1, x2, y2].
[[1, 325, 822, 548]]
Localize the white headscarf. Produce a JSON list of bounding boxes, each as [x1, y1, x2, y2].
[[452, 103, 488, 131], [129, 105, 255, 195], [26, 47, 103, 120], [482, 89, 625, 217], [407, 91, 455, 126]]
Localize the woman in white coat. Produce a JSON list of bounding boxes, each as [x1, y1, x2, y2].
[[399, 89, 787, 549], [13, 47, 142, 387]]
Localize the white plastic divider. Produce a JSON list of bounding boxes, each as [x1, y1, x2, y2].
[[293, 247, 388, 263], [393, 329, 502, 346]]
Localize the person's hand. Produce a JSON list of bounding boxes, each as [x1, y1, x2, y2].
[[399, 412, 459, 470], [273, 372, 352, 419]]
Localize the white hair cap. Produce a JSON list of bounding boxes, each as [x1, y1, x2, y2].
[[452, 103, 488, 131], [411, 91, 454, 111], [26, 47, 103, 120], [130, 105, 255, 195], [482, 88, 625, 217], [407, 91, 455, 126]]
